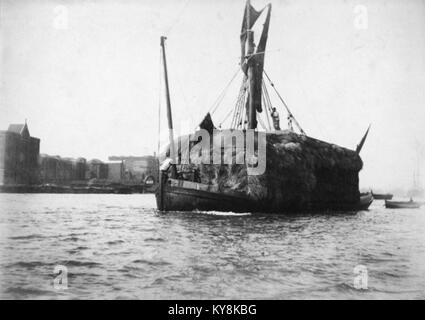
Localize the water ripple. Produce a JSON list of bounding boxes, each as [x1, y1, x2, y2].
[[1, 194, 425, 299]]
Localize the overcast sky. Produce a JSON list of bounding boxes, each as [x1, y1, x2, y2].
[[1, 0, 424, 190]]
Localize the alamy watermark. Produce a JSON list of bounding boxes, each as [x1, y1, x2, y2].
[[53, 5, 69, 30], [53, 265, 68, 290], [164, 129, 267, 176], [353, 5, 368, 30], [353, 265, 368, 290]]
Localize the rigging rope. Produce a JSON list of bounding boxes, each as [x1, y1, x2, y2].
[[261, 90, 272, 130], [263, 70, 306, 135], [157, 47, 163, 155], [218, 107, 235, 128], [193, 68, 241, 132], [262, 81, 274, 114], [257, 112, 268, 131], [244, 48, 283, 64], [230, 77, 247, 129], [261, 81, 276, 131], [209, 67, 241, 116], [235, 84, 247, 129], [165, 0, 192, 35], [240, 101, 247, 130]]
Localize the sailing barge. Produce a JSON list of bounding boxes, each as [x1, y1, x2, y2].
[[156, 1, 371, 213]]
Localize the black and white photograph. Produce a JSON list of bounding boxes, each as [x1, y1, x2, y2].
[[0, 0, 425, 302]]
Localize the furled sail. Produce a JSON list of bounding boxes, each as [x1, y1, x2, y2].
[[240, 1, 272, 114], [199, 112, 216, 135], [356, 124, 371, 154]]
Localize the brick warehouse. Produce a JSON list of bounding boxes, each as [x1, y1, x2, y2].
[[0, 123, 40, 185]]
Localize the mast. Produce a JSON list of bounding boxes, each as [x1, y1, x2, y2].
[[241, 1, 271, 130], [246, 0, 257, 129], [160, 36, 176, 177]]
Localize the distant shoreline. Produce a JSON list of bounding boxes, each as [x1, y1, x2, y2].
[[0, 184, 156, 194]]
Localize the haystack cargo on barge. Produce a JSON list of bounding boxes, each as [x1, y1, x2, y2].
[[156, 0, 371, 213]]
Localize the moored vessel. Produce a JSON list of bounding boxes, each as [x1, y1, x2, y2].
[[372, 192, 393, 200], [385, 199, 421, 209], [156, 1, 371, 213]]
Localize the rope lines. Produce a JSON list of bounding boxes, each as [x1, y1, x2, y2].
[[261, 91, 272, 131], [230, 77, 247, 129], [157, 47, 163, 155], [263, 70, 306, 135], [164, 0, 192, 36], [208, 67, 241, 116]]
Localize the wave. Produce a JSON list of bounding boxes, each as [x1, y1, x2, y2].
[[5, 286, 55, 297], [335, 282, 382, 293], [375, 270, 406, 279], [144, 237, 166, 242], [8, 259, 101, 269], [63, 236, 80, 242], [131, 259, 172, 267], [9, 234, 45, 240], [106, 240, 125, 245], [6, 261, 54, 268], [193, 210, 251, 216], [75, 246, 89, 250], [62, 260, 102, 268]]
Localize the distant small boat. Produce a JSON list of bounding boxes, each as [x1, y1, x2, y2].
[[371, 192, 393, 200], [385, 199, 421, 209]]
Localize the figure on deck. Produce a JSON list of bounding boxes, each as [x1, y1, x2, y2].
[[271, 107, 280, 130], [287, 114, 294, 132]]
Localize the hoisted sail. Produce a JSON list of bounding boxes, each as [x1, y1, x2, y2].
[[240, 1, 272, 117]]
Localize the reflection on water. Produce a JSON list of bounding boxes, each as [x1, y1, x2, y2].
[[1, 193, 425, 299]]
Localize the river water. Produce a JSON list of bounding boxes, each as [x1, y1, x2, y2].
[[0, 193, 424, 299]]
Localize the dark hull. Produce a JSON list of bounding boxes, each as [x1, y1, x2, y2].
[[385, 200, 421, 209], [156, 173, 373, 213], [156, 176, 257, 212], [358, 193, 374, 210], [372, 193, 393, 200]]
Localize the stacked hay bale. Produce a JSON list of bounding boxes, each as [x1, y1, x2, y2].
[[174, 130, 363, 212], [260, 131, 362, 211]]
